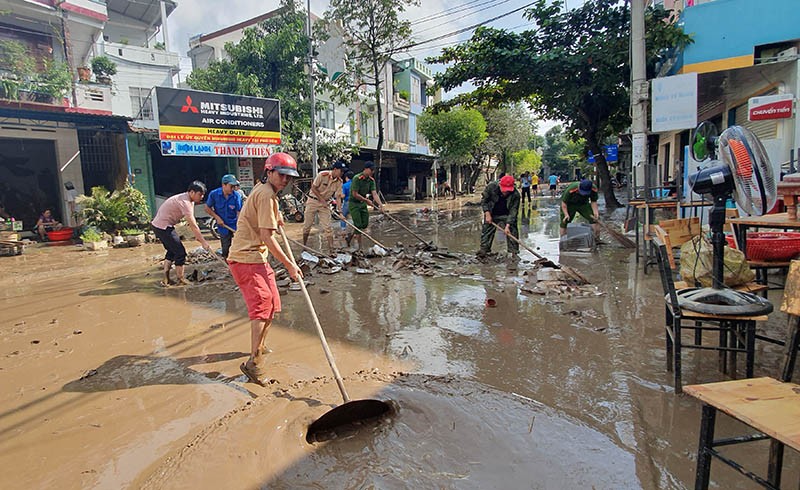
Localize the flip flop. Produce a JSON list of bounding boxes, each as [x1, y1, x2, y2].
[[240, 361, 269, 387]]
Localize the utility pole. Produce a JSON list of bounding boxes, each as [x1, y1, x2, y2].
[[307, 0, 318, 179], [630, 0, 649, 199]]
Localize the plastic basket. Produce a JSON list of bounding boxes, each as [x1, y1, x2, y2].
[[726, 232, 800, 261]]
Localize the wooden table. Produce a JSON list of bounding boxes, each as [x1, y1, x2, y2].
[[685, 377, 800, 489], [628, 199, 712, 272]]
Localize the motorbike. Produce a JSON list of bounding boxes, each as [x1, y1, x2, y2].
[[279, 194, 305, 223]]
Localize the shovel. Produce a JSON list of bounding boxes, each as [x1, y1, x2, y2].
[[380, 209, 437, 251], [491, 222, 589, 285], [331, 209, 390, 252], [278, 226, 392, 443]]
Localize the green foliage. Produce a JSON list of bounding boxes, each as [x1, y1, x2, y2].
[[121, 228, 145, 235], [90, 56, 117, 78], [80, 227, 103, 243], [398, 89, 410, 101], [477, 103, 534, 174], [417, 107, 487, 164], [428, 0, 692, 205], [0, 40, 36, 80], [39, 60, 72, 99], [0, 40, 72, 101], [186, 0, 316, 152], [323, 0, 418, 171], [153, 42, 166, 51], [510, 149, 542, 176], [541, 125, 585, 178], [76, 184, 151, 234]]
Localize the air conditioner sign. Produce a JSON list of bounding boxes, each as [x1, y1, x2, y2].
[[748, 94, 794, 121], [155, 87, 281, 157]]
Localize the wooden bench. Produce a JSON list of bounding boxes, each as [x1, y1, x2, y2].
[[686, 378, 800, 489]]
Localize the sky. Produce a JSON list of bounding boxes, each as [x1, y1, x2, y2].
[[165, 0, 573, 134]]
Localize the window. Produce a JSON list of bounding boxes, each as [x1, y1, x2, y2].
[[410, 75, 421, 104], [394, 115, 408, 144], [317, 101, 335, 129], [359, 111, 372, 142], [130, 87, 153, 120]]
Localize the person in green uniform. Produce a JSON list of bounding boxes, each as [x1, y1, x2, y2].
[[346, 161, 383, 250], [478, 174, 520, 258], [560, 179, 599, 237]]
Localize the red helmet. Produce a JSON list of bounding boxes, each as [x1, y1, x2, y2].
[[264, 152, 299, 177]]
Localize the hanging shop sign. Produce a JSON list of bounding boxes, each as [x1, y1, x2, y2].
[[748, 93, 794, 121], [155, 87, 280, 157]]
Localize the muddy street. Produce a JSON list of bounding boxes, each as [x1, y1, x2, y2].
[[0, 197, 797, 489]]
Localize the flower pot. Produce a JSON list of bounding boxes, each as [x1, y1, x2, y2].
[[77, 66, 91, 82], [126, 233, 145, 247], [97, 75, 112, 85], [84, 240, 108, 251]]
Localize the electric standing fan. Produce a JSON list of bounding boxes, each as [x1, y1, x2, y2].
[[676, 124, 776, 316]]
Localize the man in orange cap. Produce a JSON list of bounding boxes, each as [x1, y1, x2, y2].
[[478, 174, 520, 258], [227, 152, 303, 386]]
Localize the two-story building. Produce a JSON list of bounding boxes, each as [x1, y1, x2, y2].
[[653, 0, 799, 198]]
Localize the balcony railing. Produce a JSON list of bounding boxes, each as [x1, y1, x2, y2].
[[104, 42, 179, 68], [75, 82, 112, 113]]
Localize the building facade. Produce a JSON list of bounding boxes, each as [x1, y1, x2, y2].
[[653, 0, 799, 199]]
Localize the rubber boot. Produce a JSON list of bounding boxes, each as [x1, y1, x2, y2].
[[302, 231, 309, 246]]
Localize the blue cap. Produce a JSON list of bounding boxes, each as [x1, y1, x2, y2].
[[364, 161, 375, 169], [221, 174, 239, 186], [579, 179, 593, 196], [332, 161, 348, 171]]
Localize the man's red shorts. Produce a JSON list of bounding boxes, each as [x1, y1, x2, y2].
[[228, 261, 282, 320]]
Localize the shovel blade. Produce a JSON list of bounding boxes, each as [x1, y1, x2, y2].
[[306, 399, 393, 443]]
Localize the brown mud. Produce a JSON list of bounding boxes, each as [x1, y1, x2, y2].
[[0, 196, 797, 489]]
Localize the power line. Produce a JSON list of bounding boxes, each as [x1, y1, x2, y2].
[[414, 0, 515, 36], [410, 0, 503, 26], [398, 0, 537, 52]]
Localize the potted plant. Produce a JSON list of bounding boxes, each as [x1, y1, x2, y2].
[[80, 227, 107, 251], [91, 56, 117, 85], [77, 64, 91, 82], [122, 228, 146, 247], [38, 60, 72, 104]]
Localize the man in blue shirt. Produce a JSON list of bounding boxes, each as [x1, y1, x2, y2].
[[548, 173, 560, 198], [204, 174, 243, 258]]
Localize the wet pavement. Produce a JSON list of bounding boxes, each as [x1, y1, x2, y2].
[[0, 196, 797, 489]]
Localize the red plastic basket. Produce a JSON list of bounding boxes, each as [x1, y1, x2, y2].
[[46, 227, 74, 241], [726, 232, 800, 261]]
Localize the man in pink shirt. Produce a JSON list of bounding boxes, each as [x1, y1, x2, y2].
[[151, 181, 211, 286]]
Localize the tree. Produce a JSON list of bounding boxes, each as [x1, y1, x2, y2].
[[510, 149, 542, 177], [428, 0, 692, 207], [186, 0, 355, 165], [418, 107, 488, 192], [476, 103, 534, 175], [418, 107, 487, 162], [324, 0, 418, 182]]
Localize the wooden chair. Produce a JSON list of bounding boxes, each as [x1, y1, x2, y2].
[[653, 236, 768, 394], [686, 260, 800, 489]]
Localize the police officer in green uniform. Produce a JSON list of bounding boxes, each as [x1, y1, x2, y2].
[[478, 174, 520, 257], [560, 179, 599, 237], [346, 161, 383, 250]]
